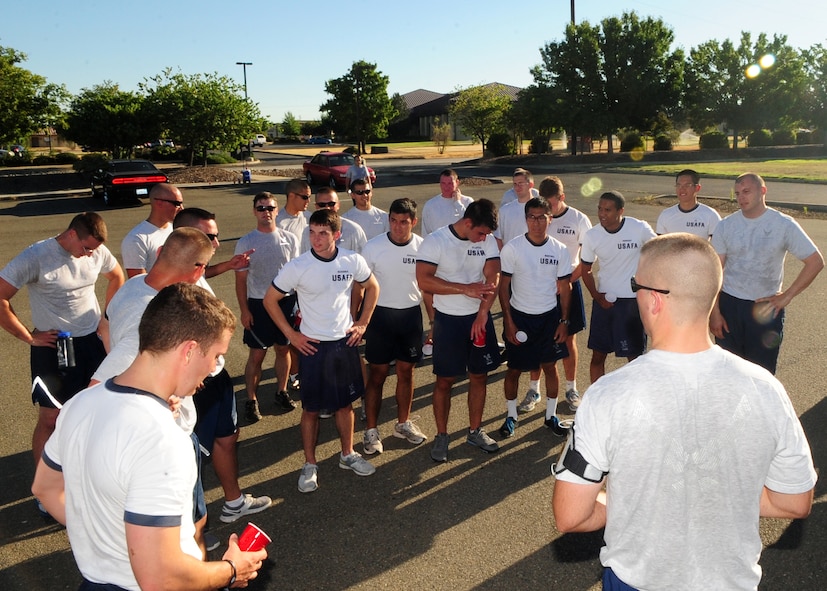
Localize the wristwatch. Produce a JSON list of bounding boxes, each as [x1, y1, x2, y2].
[[559, 319, 570, 326]]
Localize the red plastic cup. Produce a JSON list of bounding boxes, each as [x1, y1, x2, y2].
[[472, 327, 486, 348], [238, 522, 272, 552]]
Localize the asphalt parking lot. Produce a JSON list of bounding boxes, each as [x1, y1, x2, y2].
[[0, 170, 825, 590]]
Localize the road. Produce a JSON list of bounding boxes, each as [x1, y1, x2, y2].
[[0, 172, 825, 590]]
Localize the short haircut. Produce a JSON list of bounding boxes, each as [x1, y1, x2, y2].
[[309, 208, 341, 233], [389, 197, 418, 219], [69, 212, 107, 243], [285, 178, 310, 196], [463, 198, 498, 231], [253, 191, 277, 206], [600, 190, 625, 209], [538, 176, 564, 199], [675, 169, 700, 185], [440, 168, 458, 180], [735, 172, 766, 189], [639, 233, 722, 322], [139, 283, 235, 355], [349, 178, 369, 191], [513, 168, 533, 183], [173, 207, 215, 229], [157, 227, 213, 270], [524, 197, 551, 216], [315, 186, 338, 201]]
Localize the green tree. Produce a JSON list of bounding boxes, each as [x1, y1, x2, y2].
[[141, 69, 262, 165], [802, 44, 827, 144], [431, 119, 451, 154], [281, 111, 301, 137], [64, 82, 150, 158], [321, 61, 397, 154], [0, 45, 68, 147], [686, 33, 807, 148], [449, 83, 511, 155]]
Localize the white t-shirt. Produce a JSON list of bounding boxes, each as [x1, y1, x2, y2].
[[492, 199, 530, 245], [580, 217, 656, 298], [556, 346, 816, 590], [421, 194, 474, 235], [235, 227, 300, 299], [361, 232, 423, 309], [300, 216, 367, 254], [416, 224, 500, 316], [43, 380, 200, 591], [121, 219, 171, 272], [275, 208, 308, 240], [500, 187, 539, 207], [0, 237, 118, 336], [342, 205, 390, 240], [273, 248, 371, 341], [500, 235, 573, 315], [711, 208, 819, 300], [656, 203, 721, 238], [547, 206, 592, 265]]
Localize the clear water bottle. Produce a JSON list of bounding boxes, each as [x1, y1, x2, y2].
[[56, 331, 76, 368]]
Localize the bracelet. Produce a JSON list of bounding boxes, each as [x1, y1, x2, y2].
[[224, 559, 237, 588]]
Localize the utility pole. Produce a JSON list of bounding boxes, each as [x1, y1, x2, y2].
[[571, 0, 575, 24], [236, 61, 253, 100]]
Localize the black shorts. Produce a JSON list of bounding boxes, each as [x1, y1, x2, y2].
[[557, 279, 586, 335], [504, 307, 569, 372], [243, 295, 296, 349], [193, 369, 237, 453], [587, 298, 646, 357], [31, 332, 106, 408], [298, 337, 364, 412], [364, 305, 423, 365], [716, 291, 784, 374], [432, 310, 501, 377]]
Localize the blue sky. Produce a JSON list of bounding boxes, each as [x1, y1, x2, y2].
[[3, 0, 825, 124]]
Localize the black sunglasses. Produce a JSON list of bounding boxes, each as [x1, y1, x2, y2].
[[291, 193, 310, 200], [155, 198, 184, 207], [316, 201, 337, 208], [630, 276, 670, 295], [352, 189, 371, 196], [205, 233, 219, 241], [255, 205, 276, 212]]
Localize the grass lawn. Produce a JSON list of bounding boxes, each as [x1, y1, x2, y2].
[[614, 159, 827, 182]]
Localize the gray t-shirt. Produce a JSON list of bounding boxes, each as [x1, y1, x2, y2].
[[556, 346, 816, 590], [235, 228, 300, 299], [711, 208, 818, 300], [0, 237, 118, 336]]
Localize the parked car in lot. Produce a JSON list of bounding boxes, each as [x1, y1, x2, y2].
[[303, 152, 376, 189], [252, 134, 267, 147], [147, 139, 175, 149], [306, 136, 333, 145], [90, 159, 169, 206]]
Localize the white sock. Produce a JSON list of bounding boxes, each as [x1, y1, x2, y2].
[[226, 494, 245, 508], [506, 399, 518, 419], [290, 373, 299, 381], [529, 379, 541, 393], [545, 397, 558, 420], [566, 380, 576, 392]]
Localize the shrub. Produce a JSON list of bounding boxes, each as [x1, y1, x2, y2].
[[150, 145, 180, 161], [486, 132, 514, 157], [772, 129, 796, 146], [205, 152, 236, 165], [747, 129, 773, 147], [653, 135, 673, 151], [796, 130, 815, 145], [32, 154, 57, 165], [55, 152, 79, 164], [342, 145, 359, 155], [699, 132, 729, 150], [529, 136, 551, 154], [619, 131, 644, 152], [73, 153, 110, 174]]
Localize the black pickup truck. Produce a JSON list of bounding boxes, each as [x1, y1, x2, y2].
[[90, 159, 169, 206]]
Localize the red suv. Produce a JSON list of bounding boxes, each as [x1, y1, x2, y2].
[[303, 152, 376, 189]]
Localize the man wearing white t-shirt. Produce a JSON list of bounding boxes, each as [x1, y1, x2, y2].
[[33, 283, 266, 591], [498, 197, 573, 440], [499, 167, 540, 208], [276, 178, 312, 240], [416, 199, 502, 462], [420, 168, 473, 235], [553, 233, 816, 590], [579, 191, 656, 383], [343, 179, 389, 240], [656, 169, 721, 239], [264, 209, 380, 492], [359, 198, 428, 455], [300, 187, 367, 254], [494, 168, 537, 249], [710, 173, 823, 374], [121, 183, 183, 277]]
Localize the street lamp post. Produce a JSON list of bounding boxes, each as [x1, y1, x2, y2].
[[236, 61, 253, 100]]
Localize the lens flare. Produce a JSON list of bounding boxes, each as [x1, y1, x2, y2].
[[752, 301, 775, 325], [759, 54, 776, 69], [581, 177, 603, 197], [745, 64, 761, 78]]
